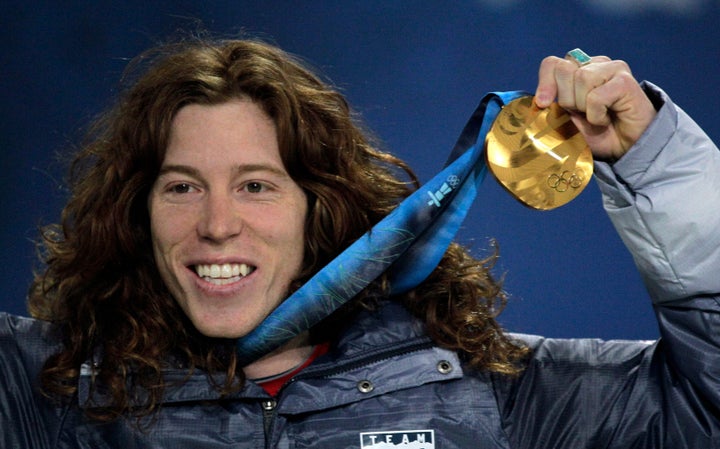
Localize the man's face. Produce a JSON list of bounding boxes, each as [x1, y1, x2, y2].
[[148, 99, 308, 339]]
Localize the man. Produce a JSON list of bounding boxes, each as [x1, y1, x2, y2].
[[1, 38, 718, 448]]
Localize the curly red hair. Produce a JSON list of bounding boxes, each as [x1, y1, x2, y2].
[[29, 36, 526, 422]]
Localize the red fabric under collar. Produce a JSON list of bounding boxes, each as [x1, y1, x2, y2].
[[256, 342, 330, 397]]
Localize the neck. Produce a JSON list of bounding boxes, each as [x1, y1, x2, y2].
[[243, 332, 313, 379]]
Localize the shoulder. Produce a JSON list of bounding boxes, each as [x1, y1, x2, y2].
[[493, 333, 660, 410], [0, 312, 64, 374], [0, 313, 70, 447], [511, 332, 656, 366]]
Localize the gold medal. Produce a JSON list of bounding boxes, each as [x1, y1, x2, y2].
[[485, 96, 593, 210]]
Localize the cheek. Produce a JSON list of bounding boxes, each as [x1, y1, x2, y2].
[[265, 197, 308, 271], [288, 198, 309, 255], [149, 203, 168, 251], [149, 202, 189, 260], [149, 213, 173, 280]]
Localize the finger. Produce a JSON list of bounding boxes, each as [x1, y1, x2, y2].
[[554, 58, 580, 111], [586, 71, 655, 152], [576, 59, 632, 125], [585, 72, 628, 127], [534, 56, 562, 108], [572, 56, 614, 113], [536, 53, 613, 110]]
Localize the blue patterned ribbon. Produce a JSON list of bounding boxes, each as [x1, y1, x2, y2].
[[236, 90, 528, 364]]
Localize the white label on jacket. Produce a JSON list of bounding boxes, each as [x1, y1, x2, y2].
[[360, 429, 435, 448]]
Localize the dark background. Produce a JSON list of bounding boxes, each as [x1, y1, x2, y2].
[[2, 0, 718, 340]]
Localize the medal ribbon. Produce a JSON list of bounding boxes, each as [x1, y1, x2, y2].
[[236, 90, 528, 364]]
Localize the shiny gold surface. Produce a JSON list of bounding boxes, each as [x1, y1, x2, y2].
[[485, 96, 593, 210]]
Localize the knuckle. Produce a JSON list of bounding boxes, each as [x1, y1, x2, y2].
[[615, 70, 636, 86], [541, 55, 562, 66], [574, 67, 593, 84], [556, 95, 576, 109], [610, 59, 633, 76], [539, 55, 563, 75]]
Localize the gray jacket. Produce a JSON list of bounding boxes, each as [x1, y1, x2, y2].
[[2, 84, 719, 448]]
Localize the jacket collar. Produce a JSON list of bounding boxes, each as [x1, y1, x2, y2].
[[77, 302, 462, 410], [273, 302, 464, 414]]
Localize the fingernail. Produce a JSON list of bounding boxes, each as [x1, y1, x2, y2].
[[535, 93, 550, 107]]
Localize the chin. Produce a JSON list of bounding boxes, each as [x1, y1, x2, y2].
[[199, 326, 249, 340], [191, 317, 251, 340]]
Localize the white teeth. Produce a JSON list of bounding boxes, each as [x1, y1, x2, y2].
[[220, 264, 232, 278], [194, 263, 255, 282]]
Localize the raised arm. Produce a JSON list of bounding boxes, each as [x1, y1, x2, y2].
[[494, 50, 720, 448]]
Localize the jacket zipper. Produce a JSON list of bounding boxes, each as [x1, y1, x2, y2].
[[261, 398, 278, 448], [293, 338, 436, 381]]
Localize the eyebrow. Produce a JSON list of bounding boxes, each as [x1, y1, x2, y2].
[[157, 163, 290, 178]]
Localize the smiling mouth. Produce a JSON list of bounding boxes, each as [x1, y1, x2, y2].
[[194, 263, 256, 285]]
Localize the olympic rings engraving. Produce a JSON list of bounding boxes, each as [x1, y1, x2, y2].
[[547, 170, 584, 192]]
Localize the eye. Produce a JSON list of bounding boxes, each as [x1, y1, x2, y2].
[[169, 183, 195, 194], [243, 181, 267, 193]]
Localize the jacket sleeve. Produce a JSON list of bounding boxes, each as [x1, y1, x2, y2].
[[594, 82, 720, 303], [492, 83, 720, 448], [597, 82, 720, 444], [0, 313, 57, 449]]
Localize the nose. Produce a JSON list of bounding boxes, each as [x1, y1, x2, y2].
[[197, 191, 243, 243]]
